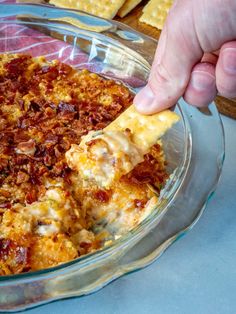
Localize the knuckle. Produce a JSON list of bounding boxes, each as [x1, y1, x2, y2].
[[217, 82, 236, 98], [150, 62, 187, 94]]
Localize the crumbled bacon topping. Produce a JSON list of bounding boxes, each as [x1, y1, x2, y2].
[[0, 54, 132, 206], [0, 54, 168, 275], [16, 139, 36, 156], [126, 144, 169, 193], [0, 239, 29, 274], [94, 189, 111, 203]]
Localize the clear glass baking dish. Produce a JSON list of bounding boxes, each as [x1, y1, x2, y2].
[[0, 3, 224, 312]]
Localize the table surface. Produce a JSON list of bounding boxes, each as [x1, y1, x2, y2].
[[23, 114, 236, 314]]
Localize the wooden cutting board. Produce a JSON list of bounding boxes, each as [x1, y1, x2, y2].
[[116, 1, 236, 119]]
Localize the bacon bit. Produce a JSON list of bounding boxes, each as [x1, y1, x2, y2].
[[80, 242, 92, 249], [30, 174, 41, 185], [16, 139, 36, 156], [40, 65, 58, 80], [0, 146, 11, 156], [52, 126, 68, 135], [29, 101, 40, 112], [44, 107, 55, 118], [37, 220, 45, 226], [16, 171, 29, 185], [94, 190, 111, 203], [61, 167, 72, 184], [0, 158, 8, 171], [15, 246, 28, 265], [5, 55, 30, 79], [25, 189, 37, 204], [54, 145, 63, 158], [41, 66, 51, 74], [18, 117, 31, 129], [0, 131, 14, 145], [152, 144, 161, 153], [45, 134, 59, 145], [0, 239, 11, 259], [38, 185, 46, 198], [86, 138, 101, 147], [0, 239, 29, 269], [64, 190, 71, 197], [18, 99, 25, 111], [60, 138, 73, 151], [0, 189, 11, 198], [37, 165, 48, 177], [0, 202, 11, 209], [14, 131, 30, 143], [0, 118, 7, 131], [52, 161, 65, 176], [43, 155, 53, 167], [58, 63, 72, 76], [14, 155, 29, 165]]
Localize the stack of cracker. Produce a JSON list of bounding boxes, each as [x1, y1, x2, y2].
[[49, 0, 144, 19], [48, 0, 173, 29]]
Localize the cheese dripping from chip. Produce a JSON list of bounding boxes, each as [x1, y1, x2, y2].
[[66, 105, 179, 188]]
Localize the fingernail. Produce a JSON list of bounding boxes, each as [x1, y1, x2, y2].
[[134, 85, 155, 112], [189, 71, 215, 91], [222, 48, 236, 74]]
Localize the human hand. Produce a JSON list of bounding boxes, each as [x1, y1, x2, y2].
[[134, 0, 236, 114]]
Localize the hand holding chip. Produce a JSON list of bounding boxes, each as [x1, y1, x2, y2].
[[134, 0, 236, 113]]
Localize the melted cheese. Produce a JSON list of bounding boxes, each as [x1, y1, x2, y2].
[[0, 54, 169, 274], [36, 222, 60, 236], [66, 130, 144, 188], [23, 187, 82, 236], [78, 179, 159, 236]]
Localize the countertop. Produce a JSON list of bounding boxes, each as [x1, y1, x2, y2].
[[25, 115, 236, 314]]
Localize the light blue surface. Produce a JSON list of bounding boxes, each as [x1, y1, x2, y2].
[[27, 115, 236, 314]]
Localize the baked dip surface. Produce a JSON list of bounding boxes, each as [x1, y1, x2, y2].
[[0, 54, 168, 275]]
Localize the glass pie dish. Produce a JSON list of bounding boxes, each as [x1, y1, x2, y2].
[[0, 3, 225, 312]]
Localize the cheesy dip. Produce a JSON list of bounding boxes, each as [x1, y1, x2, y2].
[[0, 54, 168, 275]]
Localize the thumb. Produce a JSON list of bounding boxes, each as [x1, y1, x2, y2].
[[134, 0, 202, 114]]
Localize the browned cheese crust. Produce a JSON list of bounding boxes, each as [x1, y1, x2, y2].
[[0, 54, 168, 275]]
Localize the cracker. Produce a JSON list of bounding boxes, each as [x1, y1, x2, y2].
[[117, 0, 142, 18], [49, 0, 126, 19], [66, 105, 179, 188], [105, 105, 179, 153], [16, 0, 46, 3], [50, 17, 111, 32], [140, 0, 173, 30]]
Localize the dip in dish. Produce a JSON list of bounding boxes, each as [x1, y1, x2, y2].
[[0, 54, 172, 275], [0, 5, 224, 312]]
